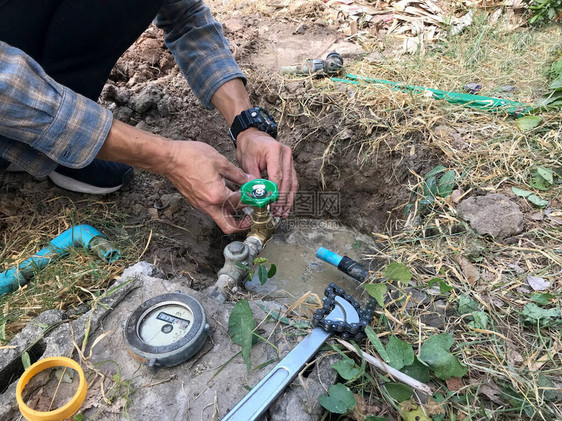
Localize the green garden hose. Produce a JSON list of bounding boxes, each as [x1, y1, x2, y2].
[[332, 73, 531, 117]]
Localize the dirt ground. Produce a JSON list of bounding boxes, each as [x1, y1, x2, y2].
[[0, 0, 441, 285]]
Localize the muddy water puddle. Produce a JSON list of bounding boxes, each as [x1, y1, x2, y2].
[[245, 219, 374, 303]]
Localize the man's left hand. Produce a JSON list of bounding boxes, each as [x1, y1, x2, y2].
[[235, 127, 298, 218]]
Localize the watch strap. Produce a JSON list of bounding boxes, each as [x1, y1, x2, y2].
[[229, 107, 277, 146]]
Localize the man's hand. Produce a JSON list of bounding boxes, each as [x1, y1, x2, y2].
[[96, 120, 252, 234], [211, 79, 299, 218], [161, 141, 253, 233], [236, 128, 297, 218]]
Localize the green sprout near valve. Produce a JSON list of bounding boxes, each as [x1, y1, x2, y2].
[[240, 179, 279, 244]]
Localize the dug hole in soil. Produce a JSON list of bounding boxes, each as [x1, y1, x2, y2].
[[1, 8, 441, 289]]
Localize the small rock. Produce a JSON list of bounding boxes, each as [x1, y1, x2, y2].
[[147, 208, 159, 220], [294, 23, 307, 35], [529, 210, 545, 221], [365, 51, 384, 64], [222, 18, 244, 33], [463, 82, 482, 94], [498, 85, 517, 93], [135, 121, 151, 131], [456, 193, 524, 239], [113, 106, 133, 122], [131, 85, 161, 113], [160, 193, 184, 214], [157, 101, 170, 117], [450, 189, 463, 204], [131, 204, 144, 215]]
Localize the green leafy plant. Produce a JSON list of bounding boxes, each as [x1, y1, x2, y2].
[[457, 294, 489, 329], [383, 262, 412, 285], [419, 333, 468, 380], [384, 383, 413, 402], [530, 56, 562, 111], [365, 325, 391, 364], [319, 383, 356, 414], [405, 166, 457, 215], [228, 299, 257, 370], [21, 351, 31, 370], [512, 186, 550, 207], [386, 336, 415, 370], [531, 292, 555, 305], [365, 283, 387, 307], [365, 326, 430, 382], [331, 358, 363, 381], [521, 302, 561, 327], [425, 277, 453, 294], [528, 0, 562, 25], [236, 257, 277, 285]]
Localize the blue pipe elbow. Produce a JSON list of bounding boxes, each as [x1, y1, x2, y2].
[[0, 225, 120, 296]]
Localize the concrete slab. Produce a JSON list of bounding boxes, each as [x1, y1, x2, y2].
[[0, 262, 340, 420]]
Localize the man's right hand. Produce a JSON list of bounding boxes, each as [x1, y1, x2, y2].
[[160, 140, 253, 233], [96, 120, 253, 234]]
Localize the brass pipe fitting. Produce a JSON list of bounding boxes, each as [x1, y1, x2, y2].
[[247, 207, 276, 244]]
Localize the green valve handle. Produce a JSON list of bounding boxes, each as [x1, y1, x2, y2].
[[241, 179, 279, 208]]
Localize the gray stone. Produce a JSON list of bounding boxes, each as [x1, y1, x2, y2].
[[132, 85, 161, 113], [456, 193, 524, 239], [113, 106, 134, 122], [0, 310, 65, 375]]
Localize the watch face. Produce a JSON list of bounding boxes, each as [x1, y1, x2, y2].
[[253, 108, 278, 138]]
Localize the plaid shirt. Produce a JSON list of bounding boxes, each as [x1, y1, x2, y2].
[[0, 0, 245, 177]]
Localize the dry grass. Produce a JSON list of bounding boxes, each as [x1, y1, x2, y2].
[[0, 194, 139, 341]]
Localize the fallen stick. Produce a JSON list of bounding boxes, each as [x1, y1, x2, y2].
[[336, 338, 433, 396]]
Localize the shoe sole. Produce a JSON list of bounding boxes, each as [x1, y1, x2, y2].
[[48, 171, 128, 194]]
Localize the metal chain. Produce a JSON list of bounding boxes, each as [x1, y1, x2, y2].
[[312, 283, 377, 342]]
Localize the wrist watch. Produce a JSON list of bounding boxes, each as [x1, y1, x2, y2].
[[229, 107, 278, 146]]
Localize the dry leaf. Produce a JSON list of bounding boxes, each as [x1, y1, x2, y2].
[[527, 275, 550, 291], [455, 256, 480, 285], [351, 394, 381, 420], [446, 377, 464, 392], [480, 384, 503, 404], [423, 398, 446, 416], [0, 202, 18, 216], [489, 8, 502, 25]]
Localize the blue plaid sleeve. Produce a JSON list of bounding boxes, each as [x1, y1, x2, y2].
[[155, 0, 246, 109], [0, 41, 113, 176]]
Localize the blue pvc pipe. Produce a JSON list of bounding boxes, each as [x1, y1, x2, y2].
[[0, 224, 120, 296], [316, 246, 369, 283], [316, 247, 343, 267]]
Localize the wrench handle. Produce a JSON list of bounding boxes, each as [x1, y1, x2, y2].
[[222, 328, 331, 421]]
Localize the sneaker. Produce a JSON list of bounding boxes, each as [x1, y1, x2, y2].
[[48, 159, 134, 194]]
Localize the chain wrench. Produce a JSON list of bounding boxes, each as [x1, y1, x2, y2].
[[223, 283, 375, 421]]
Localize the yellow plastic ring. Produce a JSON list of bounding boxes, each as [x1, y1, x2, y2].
[[16, 356, 87, 421]]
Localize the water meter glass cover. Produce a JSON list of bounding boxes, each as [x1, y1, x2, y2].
[[138, 303, 194, 347], [124, 293, 209, 368]]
